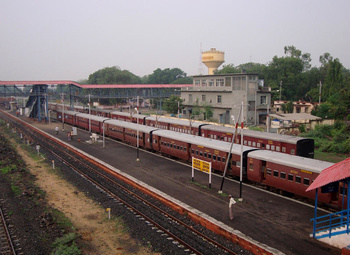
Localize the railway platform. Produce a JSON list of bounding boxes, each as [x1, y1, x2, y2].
[[12, 116, 343, 255]]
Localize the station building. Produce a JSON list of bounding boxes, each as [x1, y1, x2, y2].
[[180, 73, 271, 126]]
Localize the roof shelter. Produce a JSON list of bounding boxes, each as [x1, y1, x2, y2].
[[306, 158, 350, 239], [0, 80, 191, 121]]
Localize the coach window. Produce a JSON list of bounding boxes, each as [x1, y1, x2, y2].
[[191, 149, 194, 154], [222, 157, 226, 163], [237, 161, 241, 167], [177, 145, 180, 150], [266, 168, 272, 175], [257, 142, 261, 148], [213, 155, 217, 161], [271, 145, 275, 151], [167, 143, 170, 147], [160, 141, 163, 146], [214, 135, 217, 139], [208, 153, 212, 159], [266, 144, 270, 150], [276, 146, 281, 152], [196, 150, 199, 155], [288, 174, 294, 181], [291, 149, 295, 155], [204, 152, 207, 158], [280, 172, 286, 179], [217, 156, 221, 162], [244, 140, 247, 145], [303, 178, 310, 185], [224, 137, 227, 142], [228, 137, 231, 142], [252, 142, 256, 147], [200, 151, 203, 157], [184, 147, 187, 152], [273, 170, 279, 177], [295, 176, 301, 184], [282, 147, 286, 153], [180, 146, 183, 151], [248, 141, 251, 146]]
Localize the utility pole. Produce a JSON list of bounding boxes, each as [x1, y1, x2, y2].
[[318, 81, 322, 105], [279, 81, 282, 102]]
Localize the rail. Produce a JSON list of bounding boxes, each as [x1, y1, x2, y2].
[[0, 207, 16, 255], [311, 209, 350, 239]]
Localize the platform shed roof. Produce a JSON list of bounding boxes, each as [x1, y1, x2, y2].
[[306, 157, 350, 192]]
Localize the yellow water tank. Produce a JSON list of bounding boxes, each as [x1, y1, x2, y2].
[[202, 48, 225, 75]]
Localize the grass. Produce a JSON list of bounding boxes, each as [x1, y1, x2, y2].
[[51, 209, 75, 230], [314, 150, 348, 163], [51, 233, 81, 255]]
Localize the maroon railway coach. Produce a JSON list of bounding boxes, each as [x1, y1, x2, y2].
[[246, 150, 335, 204]]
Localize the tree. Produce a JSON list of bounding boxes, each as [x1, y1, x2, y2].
[[87, 66, 141, 84], [203, 103, 213, 121], [147, 68, 188, 84], [163, 95, 183, 114]]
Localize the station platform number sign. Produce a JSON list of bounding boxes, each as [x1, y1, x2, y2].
[[192, 157, 212, 188]]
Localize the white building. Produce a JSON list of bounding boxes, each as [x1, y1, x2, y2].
[[180, 73, 271, 125]]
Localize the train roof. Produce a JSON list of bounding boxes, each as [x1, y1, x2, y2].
[[146, 116, 206, 128], [152, 129, 254, 154], [247, 150, 334, 174], [76, 113, 110, 122], [57, 109, 79, 116], [201, 125, 310, 144], [104, 119, 159, 133], [110, 111, 147, 119], [92, 108, 114, 114], [51, 103, 85, 110]]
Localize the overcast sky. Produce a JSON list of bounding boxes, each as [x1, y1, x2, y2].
[[1, 0, 349, 82]]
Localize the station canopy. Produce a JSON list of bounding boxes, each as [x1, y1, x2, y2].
[[306, 157, 350, 192]]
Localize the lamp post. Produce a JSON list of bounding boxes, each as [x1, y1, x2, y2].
[[136, 96, 140, 161], [88, 94, 91, 134], [61, 93, 65, 131]]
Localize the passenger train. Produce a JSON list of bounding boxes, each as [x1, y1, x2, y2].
[[54, 109, 347, 209], [49, 103, 315, 158]]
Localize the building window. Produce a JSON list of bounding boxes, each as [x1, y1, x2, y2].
[[202, 95, 206, 102], [217, 95, 222, 103], [195, 80, 200, 87], [217, 78, 224, 86], [189, 94, 193, 103], [208, 79, 214, 87], [202, 79, 207, 87], [225, 77, 231, 87], [260, 96, 267, 105]]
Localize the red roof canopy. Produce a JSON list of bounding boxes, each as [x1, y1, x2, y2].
[[0, 81, 192, 89], [306, 158, 350, 192]]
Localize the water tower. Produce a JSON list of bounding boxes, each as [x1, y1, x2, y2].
[[202, 48, 225, 75]]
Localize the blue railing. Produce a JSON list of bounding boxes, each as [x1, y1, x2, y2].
[[311, 209, 350, 239]]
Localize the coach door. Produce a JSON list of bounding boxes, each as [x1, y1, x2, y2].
[[261, 160, 267, 183]]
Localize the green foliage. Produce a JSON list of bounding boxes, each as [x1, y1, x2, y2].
[[51, 233, 81, 255], [88, 66, 141, 85], [163, 95, 183, 114], [0, 164, 17, 174], [249, 126, 264, 131], [11, 185, 21, 196], [303, 122, 350, 154], [147, 68, 188, 84], [203, 103, 213, 121]]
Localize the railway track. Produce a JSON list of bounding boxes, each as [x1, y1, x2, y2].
[[1, 112, 248, 254], [0, 205, 16, 255]]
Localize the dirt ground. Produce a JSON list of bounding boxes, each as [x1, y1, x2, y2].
[[9, 135, 156, 254]]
